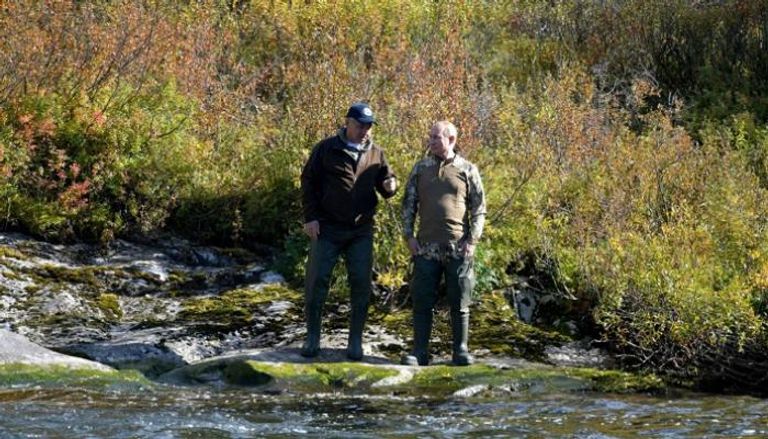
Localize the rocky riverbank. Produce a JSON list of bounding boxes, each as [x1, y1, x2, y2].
[[0, 231, 640, 394]]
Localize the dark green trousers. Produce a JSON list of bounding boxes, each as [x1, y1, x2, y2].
[[303, 222, 373, 358], [411, 255, 473, 316], [410, 255, 474, 364]]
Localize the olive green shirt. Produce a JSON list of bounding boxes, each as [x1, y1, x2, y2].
[[402, 153, 486, 259]]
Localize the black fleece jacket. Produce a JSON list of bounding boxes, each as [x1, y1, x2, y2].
[[301, 129, 396, 226]]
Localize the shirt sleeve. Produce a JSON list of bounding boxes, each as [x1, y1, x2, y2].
[[401, 163, 420, 239], [465, 164, 487, 244], [300, 143, 324, 223]]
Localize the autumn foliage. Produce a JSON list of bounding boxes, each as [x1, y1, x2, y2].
[[2, 1, 768, 391]]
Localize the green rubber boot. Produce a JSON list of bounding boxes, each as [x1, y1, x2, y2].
[[451, 310, 473, 366], [401, 311, 432, 366], [301, 308, 321, 358], [347, 305, 366, 361]]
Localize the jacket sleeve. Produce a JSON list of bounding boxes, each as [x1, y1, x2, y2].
[[375, 150, 397, 199], [465, 164, 487, 244], [401, 164, 420, 239], [300, 142, 324, 223]]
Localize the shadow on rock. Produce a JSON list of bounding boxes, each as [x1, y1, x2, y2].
[[57, 342, 187, 378]]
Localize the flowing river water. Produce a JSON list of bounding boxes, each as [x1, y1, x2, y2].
[[2, 385, 767, 438]]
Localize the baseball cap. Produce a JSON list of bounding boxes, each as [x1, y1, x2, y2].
[[346, 102, 376, 124]]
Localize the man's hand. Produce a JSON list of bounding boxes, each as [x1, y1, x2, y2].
[[461, 241, 476, 258], [407, 237, 421, 256], [304, 220, 320, 240], [383, 176, 397, 193]]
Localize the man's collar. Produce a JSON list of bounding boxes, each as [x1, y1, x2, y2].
[[337, 127, 372, 151], [428, 153, 463, 166]]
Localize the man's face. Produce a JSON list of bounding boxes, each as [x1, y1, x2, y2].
[[346, 118, 373, 143], [428, 126, 454, 159]]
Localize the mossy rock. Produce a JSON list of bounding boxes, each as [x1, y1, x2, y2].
[[94, 292, 123, 320], [0, 363, 151, 389], [35, 264, 102, 287], [163, 356, 663, 397], [406, 364, 508, 395], [163, 358, 400, 393], [0, 245, 27, 260], [471, 291, 570, 360], [8, 263, 114, 298], [565, 367, 665, 393], [396, 363, 661, 396], [230, 361, 399, 391], [178, 284, 302, 330]]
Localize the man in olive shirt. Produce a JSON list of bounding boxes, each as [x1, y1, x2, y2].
[[401, 121, 486, 366], [300, 102, 398, 360]]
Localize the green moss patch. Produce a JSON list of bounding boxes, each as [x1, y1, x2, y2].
[[0, 245, 26, 260], [401, 363, 663, 396], [242, 361, 398, 390], [409, 364, 504, 393], [472, 291, 570, 361], [167, 358, 400, 392], [0, 363, 151, 389], [178, 284, 302, 329], [94, 292, 123, 320], [12, 263, 121, 296], [166, 355, 663, 397], [565, 367, 665, 393], [36, 264, 101, 287], [403, 364, 575, 396], [376, 309, 411, 343]]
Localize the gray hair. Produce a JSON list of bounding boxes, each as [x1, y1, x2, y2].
[[434, 120, 458, 139]]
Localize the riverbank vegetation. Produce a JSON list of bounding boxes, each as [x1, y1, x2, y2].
[[2, 1, 768, 393]]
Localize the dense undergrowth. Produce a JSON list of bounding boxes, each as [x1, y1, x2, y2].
[[2, 0, 768, 392]]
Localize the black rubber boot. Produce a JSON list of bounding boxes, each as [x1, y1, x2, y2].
[[301, 308, 321, 358], [346, 321, 364, 361], [347, 300, 368, 361], [401, 311, 432, 366], [451, 310, 473, 366]]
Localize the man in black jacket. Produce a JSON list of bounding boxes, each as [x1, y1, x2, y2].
[[300, 102, 397, 360]]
